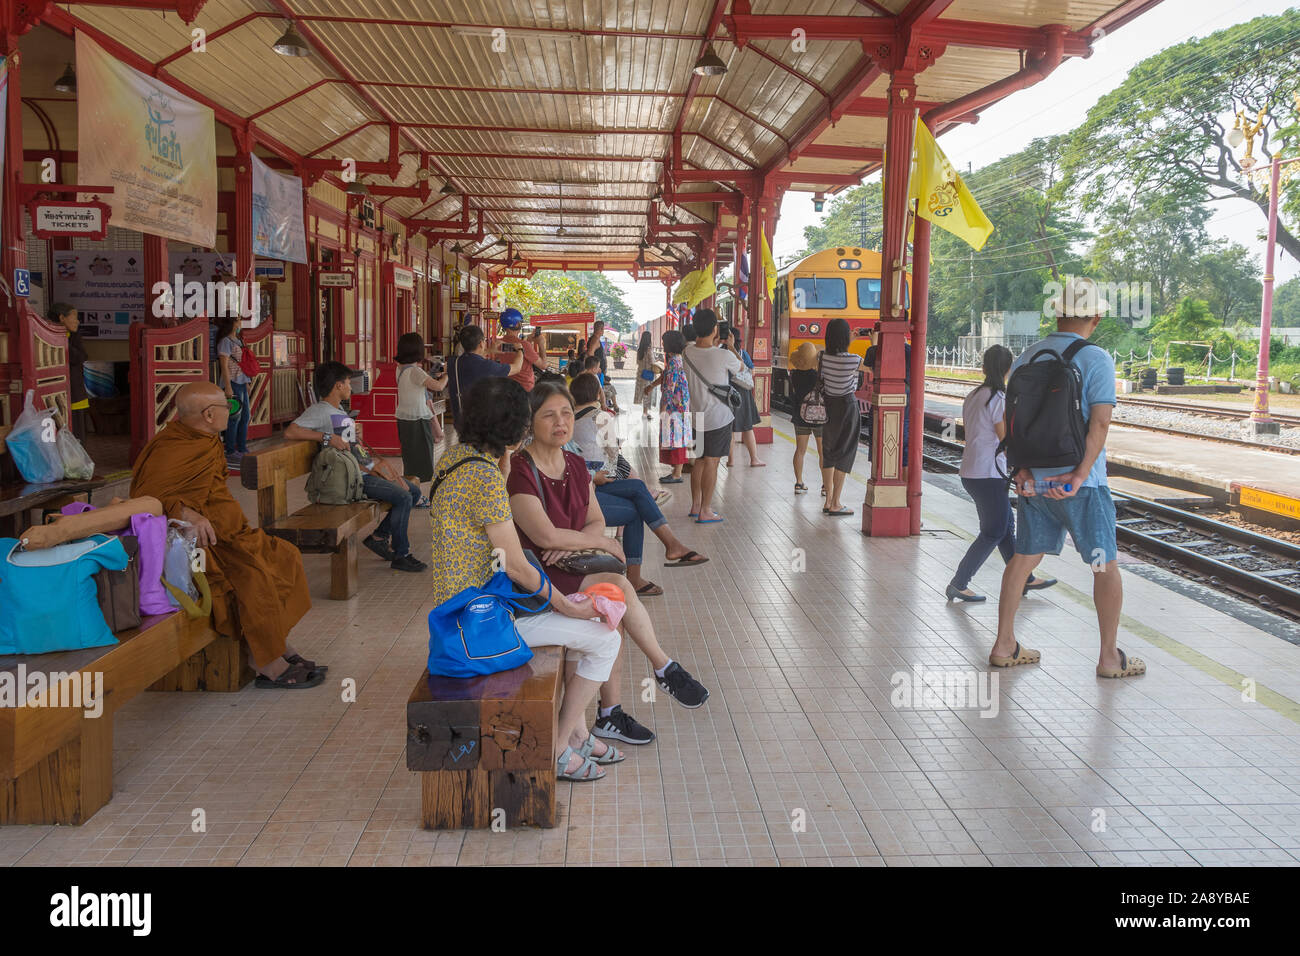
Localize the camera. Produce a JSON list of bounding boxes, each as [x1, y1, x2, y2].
[[430, 356, 446, 375], [499, 342, 517, 353]]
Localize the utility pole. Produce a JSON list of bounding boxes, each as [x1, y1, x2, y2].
[[857, 192, 868, 247]]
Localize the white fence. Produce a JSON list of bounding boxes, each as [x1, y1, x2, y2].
[[925, 345, 1261, 381]]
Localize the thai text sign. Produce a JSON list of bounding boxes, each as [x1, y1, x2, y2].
[[29, 200, 110, 239], [76, 32, 217, 247], [251, 154, 307, 264]]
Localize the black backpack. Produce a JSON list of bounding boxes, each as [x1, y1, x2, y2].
[[999, 339, 1099, 474]]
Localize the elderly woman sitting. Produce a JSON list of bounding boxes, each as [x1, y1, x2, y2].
[[428, 375, 624, 782], [507, 380, 711, 746]]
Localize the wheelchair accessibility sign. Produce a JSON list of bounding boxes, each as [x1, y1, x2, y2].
[[14, 269, 29, 298]]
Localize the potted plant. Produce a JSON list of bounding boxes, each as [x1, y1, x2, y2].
[[612, 341, 628, 369]]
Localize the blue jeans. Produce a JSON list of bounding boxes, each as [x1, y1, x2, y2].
[[363, 474, 421, 558], [223, 380, 249, 455], [952, 477, 1015, 590], [595, 478, 666, 566]]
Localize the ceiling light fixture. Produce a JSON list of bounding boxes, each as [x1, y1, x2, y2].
[[272, 22, 312, 57], [345, 180, 369, 195], [54, 62, 76, 94], [440, 181, 457, 195], [692, 43, 727, 77]]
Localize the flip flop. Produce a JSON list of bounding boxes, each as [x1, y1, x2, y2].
[[664, 551, 709, 567], [634, 582, 664, 596], [660, 476, 684, 484], [688, 511, 699, 518], [1097, 648, 1146, 679], [696, 516, 724, 524], [826, 507, 854, 517], [989, 642, 1041, 668]]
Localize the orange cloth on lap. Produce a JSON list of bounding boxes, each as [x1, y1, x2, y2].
[[130, 420, 311, 667]]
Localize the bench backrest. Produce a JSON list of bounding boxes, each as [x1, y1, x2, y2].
[[240, 440, 318, 527]]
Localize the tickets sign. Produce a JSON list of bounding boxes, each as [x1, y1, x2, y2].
[[27, 200, 111, 239]]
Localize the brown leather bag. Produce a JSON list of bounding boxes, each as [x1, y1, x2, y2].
[[95, 534, 142, 633]]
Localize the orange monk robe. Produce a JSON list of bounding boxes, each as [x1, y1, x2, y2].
[[130, 420, 310, 667]]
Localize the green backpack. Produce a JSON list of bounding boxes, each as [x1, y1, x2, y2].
[[305, 446, 366, 505]]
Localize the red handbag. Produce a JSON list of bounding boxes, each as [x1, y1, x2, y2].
[[236, 342, 260, 379]]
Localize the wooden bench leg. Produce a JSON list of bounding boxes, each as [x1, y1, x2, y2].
[[330, 536, 360, 600], [1, 715, 113, 826], [150, 631, 255, 692]]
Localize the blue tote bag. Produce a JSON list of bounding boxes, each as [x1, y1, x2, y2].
[[0, 534, 128, 655], [427, 555, 552, 679]]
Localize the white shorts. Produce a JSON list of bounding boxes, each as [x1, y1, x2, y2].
[[516, 612, 620, 683]]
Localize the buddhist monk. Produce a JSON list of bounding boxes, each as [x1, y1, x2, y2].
[[130, 382, 326, 688]]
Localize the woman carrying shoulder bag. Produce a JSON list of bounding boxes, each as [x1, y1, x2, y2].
[[947, 345, 1057, 602], [508, 380, 711, 745]]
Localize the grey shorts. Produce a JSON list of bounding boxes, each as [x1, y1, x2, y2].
[[700, 423, 732, 459]]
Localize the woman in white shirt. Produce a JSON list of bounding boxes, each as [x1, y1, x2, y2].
[[395, 332, 448, 496], [948, 345, 1056, 602]]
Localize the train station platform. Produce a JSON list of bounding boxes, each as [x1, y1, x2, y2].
[[5, 398, 1300, 867]]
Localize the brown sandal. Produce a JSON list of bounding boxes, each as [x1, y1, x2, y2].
[[989, 642, 1041, 668], [254, 661, 326, 689], [1096, 648, 1146, 679]]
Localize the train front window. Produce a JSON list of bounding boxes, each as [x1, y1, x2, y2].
[[793, 277, 846, 310], [857, 278, 909, 310]]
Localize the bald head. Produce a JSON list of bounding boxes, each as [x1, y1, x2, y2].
[[176, 382, 227, 434]]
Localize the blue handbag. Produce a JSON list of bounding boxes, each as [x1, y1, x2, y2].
[[425, 455, 552, 678], [0, 534, 128, 655], [639, 368, 654, 381], [427, 554, 552, 678]]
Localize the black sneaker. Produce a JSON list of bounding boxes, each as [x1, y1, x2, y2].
[[391, 553, 428, 573], [657, 662, 709, 709], [591, 705, 655, 745], [363, 535, 394, 561]]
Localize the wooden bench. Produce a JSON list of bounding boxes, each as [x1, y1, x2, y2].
[[240, 441, 387, 600], [406, 647, 566, 829], [0, 606, 255, 825], [0, 426, 107, 539]]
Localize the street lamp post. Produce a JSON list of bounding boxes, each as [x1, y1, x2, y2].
[[1229, 108, 1298, 436]]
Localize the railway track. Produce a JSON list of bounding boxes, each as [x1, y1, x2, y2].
[[919, 434, 1300, 620], [927, 374, 1300, 427]]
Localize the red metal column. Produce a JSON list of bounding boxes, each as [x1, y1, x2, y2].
[[142, 234, 168, 328], [233, 150, 254, 286], [907, 217, 931, 534], [747, 185, 775, 444], [0, 39, 26, 425], [863, 71, 917, 537]]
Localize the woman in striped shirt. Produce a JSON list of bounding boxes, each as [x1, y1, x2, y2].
[[819, 318, 863, 516]]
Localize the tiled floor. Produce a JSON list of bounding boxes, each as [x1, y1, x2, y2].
[[8, 382, 1300, 866]]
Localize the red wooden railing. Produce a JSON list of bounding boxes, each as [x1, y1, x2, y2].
[[18, 310, 70, 428], [243, 320, 272, 440], [129, 317, 210, 463]]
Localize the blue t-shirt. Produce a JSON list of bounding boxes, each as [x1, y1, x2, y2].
[[1009, 332, 1116, 488]]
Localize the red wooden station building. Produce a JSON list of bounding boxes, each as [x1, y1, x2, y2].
[[0, 0, 1160, 535]]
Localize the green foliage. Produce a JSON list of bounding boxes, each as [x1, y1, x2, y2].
[[1273, 276, 1300, 326], [499, 272, 594, 320], [1062, 8, 1300, 261], [799, 181, 883, 258]]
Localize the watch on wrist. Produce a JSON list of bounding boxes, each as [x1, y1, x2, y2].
[[321, 432, 331, 446]]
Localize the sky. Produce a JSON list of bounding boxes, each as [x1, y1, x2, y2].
[[611, 0, 1298, 327]]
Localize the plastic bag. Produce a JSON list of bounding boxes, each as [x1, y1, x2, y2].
[[57, 428, 95, 480], [163, 520, 200, 604], [6, 390, 64, 483]]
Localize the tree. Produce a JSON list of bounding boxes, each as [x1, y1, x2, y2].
[[565, 271, 635, 333], [499, 272, 592, 319], [1189, 242, 1261, 325], [1273, 276, 1300, 326], [1062, 9, 1300, 263], [1088, 194, 1210, 318]]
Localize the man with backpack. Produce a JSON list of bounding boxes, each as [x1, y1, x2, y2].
[[993, 276, 1145, 679], [285, 362, 428, 573]]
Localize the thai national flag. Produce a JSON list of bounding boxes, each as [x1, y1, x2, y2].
[[738, 253, 750, 299]]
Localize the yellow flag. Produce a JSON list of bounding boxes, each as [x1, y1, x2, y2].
[[910, 117, 992, 251], [672, 269, 700, 306], [761, 230, 777, 302], [672, 265, 716, 308], [691, 264, 716, 307]]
